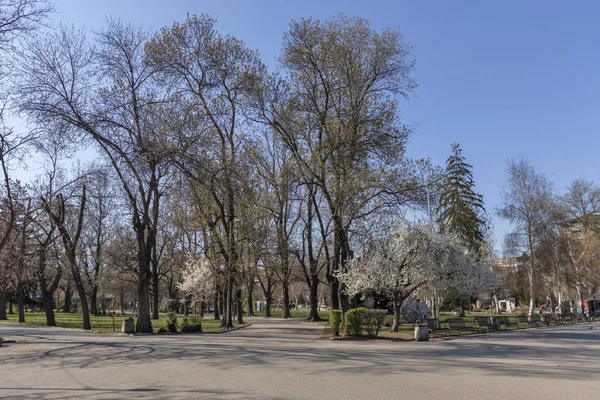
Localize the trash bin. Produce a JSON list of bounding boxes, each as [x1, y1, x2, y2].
[[415, 324, 429, 341], [122, 317, 135, 334]]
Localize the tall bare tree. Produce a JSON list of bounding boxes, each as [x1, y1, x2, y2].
[[561, 179, 600, 310], [41, 184, 89, 329], [147, 14, 266, 329], [15, 21, 169, 333], [254, 15, 418, 312], [0, 0, 51, 320], [498, 157, 554, 317]]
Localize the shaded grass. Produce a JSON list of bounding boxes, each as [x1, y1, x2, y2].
[[253, 308, 330, 321], [0, 312, 238, 334]]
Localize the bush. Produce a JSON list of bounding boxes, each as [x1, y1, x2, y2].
[[329, 310, 342, 336], [364, 309, 388, 337], [164, 312, 178, 333], [181, 316, 202, 333], [344, 307, 366, 336], [164, 298, 180, 313]]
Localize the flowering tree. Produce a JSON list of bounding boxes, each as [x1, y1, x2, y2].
[[177, 256, 216, 315], [338, 222, 500, 332]]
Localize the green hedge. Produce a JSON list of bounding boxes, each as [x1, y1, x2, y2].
[[330, 310, 342, 336], [344, 308, 388, 337]]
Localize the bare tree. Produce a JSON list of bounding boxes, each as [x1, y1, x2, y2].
[[4, 191, 33, 323], [15, 21, 170, 333], [254, 15, 419, 313], [561, 179, 600, 310], [41, 184, 89, 329], [498, 157, 554, 317], [147, 14, 266, 329], [82, 167, 114, 316], [0, 0, 52, 51], [0, 0, 51, 319]]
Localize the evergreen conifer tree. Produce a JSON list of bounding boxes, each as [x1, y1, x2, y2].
[[436, 143, 487, 256]]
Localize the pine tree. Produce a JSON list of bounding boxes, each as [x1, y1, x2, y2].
[[436, 143, 487, 256]]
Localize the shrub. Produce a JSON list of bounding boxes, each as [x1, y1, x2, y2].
[[364, 309, 388, 337], [181, 316, 202, 333], [344, 307, 366, 336], [158, 326, 168, 333], [164, 312, 178, 333], [164, 298, 180, 313], [329, 310, 342, 336]]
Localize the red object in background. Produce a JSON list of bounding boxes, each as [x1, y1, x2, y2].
[[583, 300, 589, 314]]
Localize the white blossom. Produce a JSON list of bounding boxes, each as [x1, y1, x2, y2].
[[178, 255, 216, 307], [338, 221, 500, 308]]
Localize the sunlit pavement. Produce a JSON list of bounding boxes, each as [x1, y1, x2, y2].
[[1, 318, 599, 399]]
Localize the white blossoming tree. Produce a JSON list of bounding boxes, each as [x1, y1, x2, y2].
[[338, 222, 500, 332], [177, 256, 216, 315]]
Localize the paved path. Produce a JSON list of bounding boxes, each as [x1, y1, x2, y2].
[[1, 318, 600, 399]]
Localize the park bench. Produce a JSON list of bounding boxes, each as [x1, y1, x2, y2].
[[557, 313, 574, 324], [574, 313, 591, 323], [540, 314, 559, 326], [543, 314, 562, 326], [530, 314, 549, 327], [517, 315, 542, 328], [516, 316, 530, 329], [474, 316, 497, 333], [446, 318, 476, 336], [425, 318, 450, 338], [494, 315, 519, 330]]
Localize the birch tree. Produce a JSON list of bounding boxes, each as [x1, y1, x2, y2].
[[498, 158, 554, 317]]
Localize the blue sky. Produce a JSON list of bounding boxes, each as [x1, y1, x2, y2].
[[24, 0, 600, 250]]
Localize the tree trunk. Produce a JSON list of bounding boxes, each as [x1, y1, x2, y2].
[[224, 281, 233, 329], [151, 257, 160, 320], [265, 293, 272, 317], [259, 275, 273, 317], [282, 284, 291, 319], [152, 271, 159, 320], [9, 301, 14, 314], [43, 293, 56, 326], [17, 285, 25, 323], [0, 293, 7, 320], [236, 288, 243, 324], [63, 285, 72, 313], [136, 268, 152, 333], [575, 280, 583, 312], [391, 295, 401, 332], [307, 274, 322, 322], [120, 289, 125, 315], [76, 285, 92, 330], [135, 242, 153, 333], [246, 290, 255, 317], [330, 277, 340, 310], [220, 286, 227, 327], [340, 287, 350, 315], [214, 289, 220, 320], [493, 293, 501, 314], [90, 285, 99, 316], [528, 268, 535, 317]]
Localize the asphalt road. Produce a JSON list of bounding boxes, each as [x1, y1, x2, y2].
[[1, 317, 599, 399]]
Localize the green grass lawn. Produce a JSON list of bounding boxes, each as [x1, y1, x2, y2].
[[253, 308, 330, 320], [0, 311, 241, 334]]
